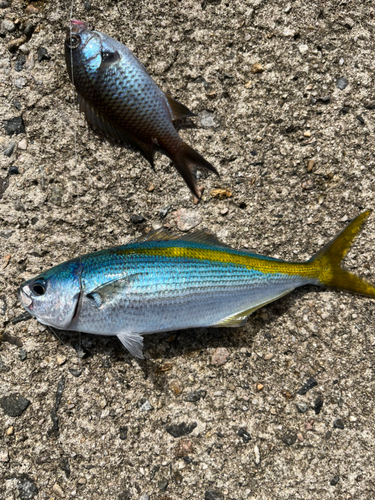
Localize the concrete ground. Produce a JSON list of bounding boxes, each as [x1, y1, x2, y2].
[[1, 0, 375, 498]]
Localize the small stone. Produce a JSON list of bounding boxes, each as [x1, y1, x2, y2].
[[158, 480, 168, 492], [238, 428, 251, 444], [0, 449, 9, 462], [198, 110, 219, 128], [282, 431, 297, 446], [78, 477, 87, 485], [244, 81, 252, 88], [166, 421, 197, 438], [169, 381, 183, 396], [24, 22, 35, 38], [59, 457, 70, 478], [3, 141, 15, 157], [139, 400, 153, 412], [211, 347, 230, 366], [175, 439, 193, 457], [330, 476, 340, 486], [17, 475, 39, 500], [364, 101, 375, 110], [3, 116, 25, 135], [256, 383, 264, 391], [15, 77, 26, 89], [56, 356, 66, 366], [18, 138, 27, 150], [318, 96, 331, 104], [298, 377, 317, 395], [139, 496, 149, 500], [119, 426, 128, 440], [0, 393, 30, 417], [159, 206, 170, 219], [227, 383, 235, 391], [349, 415, 357, 422], [307, 160, 315, 172], [174, 208, 202, 232], [146, 182, 154, 192], [1, 19, 15, 32], [52, 483, 64, 498], [24, 52, 34, 71], [0, 1, 9, 8], [6, 426, 14, 435], [251, 62, 263, 73], [339, 58, 344, 66], [19, 44, 30, 54], [264, 353, 274, 360], [336, 77, 348, 90], [15, 54, 26, 72], [68, 368, 82, 377], [205, 489, 224, 500], [298, 44, 308, 55], [297, 432, 304, 442], [210, 188, 232, 199], [37, 47, 51, 63], [220, 207, 228, 216], [333, 418, 344, 429], [130, 214, 145, 224], [184, 390, 207, 402], [303, 131, 311, 137], [296, 402, 308, 413], [7, 36, 27, 52], [305, 419, 314, 431], [314, 394, 324, 414], [356, 115, 365, 125], [19, 349, 27, 361], [254, 444, 260, 464], [25, 5, 39, 14]]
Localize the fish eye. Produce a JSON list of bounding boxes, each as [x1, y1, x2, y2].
[[66, 34, 81, 49], [32, 280, 46, 296]]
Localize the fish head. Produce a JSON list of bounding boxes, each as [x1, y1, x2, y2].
[[65, 20, 120, 82], [18, 259, 82, 330]]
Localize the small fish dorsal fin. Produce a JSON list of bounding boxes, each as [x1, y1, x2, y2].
[[135, 228, 231, 248], [164, 93, 196, 121]]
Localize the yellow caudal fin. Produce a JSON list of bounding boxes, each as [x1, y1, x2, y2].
[[309, 210, 375, 297]]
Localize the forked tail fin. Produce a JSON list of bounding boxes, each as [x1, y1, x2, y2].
[[171, 142, 219, 200], [309, 210, 375, 296]]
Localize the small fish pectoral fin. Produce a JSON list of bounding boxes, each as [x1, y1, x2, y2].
[[164, 93, 196, 120], [77, 94, 155, 167], [215, 289, 295, 328], [117, 332, 144, 359], [86, 274, 143, 308]]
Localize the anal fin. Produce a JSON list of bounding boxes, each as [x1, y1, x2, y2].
[[117, 332, 144, 359], [77, 93, 155, 168], [215, 290, 294, 327]]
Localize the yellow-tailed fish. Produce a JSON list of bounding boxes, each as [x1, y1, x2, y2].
[[65, 20, 218, 200], [18, 211, 375, 358]]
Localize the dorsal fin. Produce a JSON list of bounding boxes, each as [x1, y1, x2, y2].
[[135, 228, 231, 248], [164, 93, 196, 121]]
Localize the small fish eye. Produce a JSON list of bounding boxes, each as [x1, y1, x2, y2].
[[66, 34, 80, 49], [32, 281, 46, 296]]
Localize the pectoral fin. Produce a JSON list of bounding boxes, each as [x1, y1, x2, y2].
[[86, 274, 143, 308], [164, 93, 195, 120], [117, 332, 144, 359]]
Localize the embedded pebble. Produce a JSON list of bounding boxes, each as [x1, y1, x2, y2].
[[330, 476, 340, 486], [1, 19, 15, 32], [139, 400, 153, 412], [296, 402, 308, 413], [6, 426, 14, 435], [211, 347, 230, 366], [18, 138, 27, 150], [130, 214, 145, 224], [0, 393, 30, 417], [174, 208, 202, 231], [205, 489, 224, 500], [175, 439, 193, 457], [238, 428, 251, 443], [17, 475, 39, 499], [298, 44, 308, 55], [52, 483, 64, 498], [19, 349, 27, 361], [184, 390, 207, 402], [7, 36, 27, 52], [282, 431, 297, 446], [298, 377, 317, 395], [37, 47, 51, 63], [251, 62, 263, 73], [166, 421, 197, 438], [0, 449, 9, 462], [3, 141, 15, 157], [307, 160, 315, 172], [254, 445, 260, 464], [56, 356, 66, 366], [198, 110, 219, 128], [333, 418, 344, 429], [336, 77, 348, 90], [3, 116, 25, 135]]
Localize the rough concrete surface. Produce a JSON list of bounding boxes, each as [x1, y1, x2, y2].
[[1, 0, 375, 499]]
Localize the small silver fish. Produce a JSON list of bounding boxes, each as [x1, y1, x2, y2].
[[18, 212, 375, 358]]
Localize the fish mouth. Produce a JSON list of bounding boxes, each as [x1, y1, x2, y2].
[[18, 285, 33, 310]]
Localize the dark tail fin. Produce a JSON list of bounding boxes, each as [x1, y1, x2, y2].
[[309, 210, 375, 296], [171, 142, 219, 199]]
